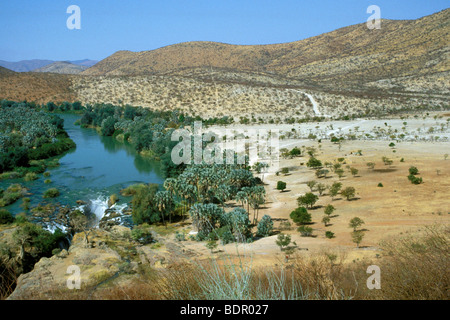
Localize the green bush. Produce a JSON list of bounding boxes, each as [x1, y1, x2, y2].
[[290, 207, 311, 225], [277, 181, 287, 192], [298, 225, 313, 237], [43, 188, 60, 198], [409, 166, 419, 175], [0, 209, 14, 224], [325, 231, 335, 239], [377, 182, 383, 187], [24, 172, 38, 181]]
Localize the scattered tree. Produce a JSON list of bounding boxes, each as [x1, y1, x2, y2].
[[277, 181, 287, 192], [349, 217, 365, 231], [341, 187, 356, 201], [297, 192, 318, 209]]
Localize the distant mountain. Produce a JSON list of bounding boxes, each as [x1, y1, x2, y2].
[[0, 59, 98, 72], [82, 9, 449, 88], [32, 61, 88, 74], [0, 59, 54, 72]]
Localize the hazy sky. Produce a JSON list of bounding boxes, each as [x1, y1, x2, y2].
[[0, 0, 448, 61]]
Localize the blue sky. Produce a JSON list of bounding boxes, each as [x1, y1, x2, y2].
[[0, 0, 448, 61]]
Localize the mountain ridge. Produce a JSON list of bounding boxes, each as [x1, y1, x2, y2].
[[82, 9, 449, 88]]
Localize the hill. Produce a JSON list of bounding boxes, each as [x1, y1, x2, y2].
[[82, 9, 449, 89], [33, 61, 88, 74], [0, 66, 14, 74]]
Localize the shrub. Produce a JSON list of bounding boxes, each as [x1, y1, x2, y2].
[[408, 166, 419, 175], [325, 231, 335, 239], [377, 182, 383, 187], [298, 225, 313, 237], [256, 215, 273, 237], [24, 172, 38, 181], [408, 175, 423, 184], [0, 209, 14, 224], [175, 231, 186, 242], [44, 179, 52, 184], [277, 181, 287, 192], [43, 188, 60, 198], [275, 234, 291, 251], [131, 227, 154, 244]]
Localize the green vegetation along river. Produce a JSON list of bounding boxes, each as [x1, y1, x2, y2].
[[0, 113, 164, 216]]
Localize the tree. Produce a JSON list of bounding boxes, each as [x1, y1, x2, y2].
[[281, 167, 289, 175], [290, 207, 311, 225], [277, 181, 287, 192], [100, 116, 116, 136], [256, 215, 273, 237], [306, 181, 316, 192], [335, 168, 345, 179], [322, 215, 330, 227], [382, 156, 393, 166], [341, 187, 356, 201], [0, 209, 14, 224], [316, 183, 326, 196], [366, 162, 375, 170], [350, 167, 358, 177], [315, 169, 329, 178], [307, 157, 322, 168], [289, 147, 301, 157], [351, 230, 364, 248], [297, 192, 318, 209], [324, 204, 335, 216], [329, 182, 342, 199], [275, 234, 291, 251], [349, 217, 365, 231], [205, 237, 218, 253], [131, 184, 161, 225]]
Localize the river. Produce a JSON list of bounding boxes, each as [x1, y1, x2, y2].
[[1, 113, 164, 218]]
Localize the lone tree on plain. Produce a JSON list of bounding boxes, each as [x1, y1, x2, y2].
[[277, 181, 287, 193], [349, 217, 365, 231], [297, 192, 318, 209], [341, 186, 356, 201], [350, 167, 359, 177]]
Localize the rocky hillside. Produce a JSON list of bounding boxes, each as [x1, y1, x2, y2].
[[0, 66, 14, 74], [33, 61, 88, 74], [82, 9, 450, 89], [0, 72, 76, 103]]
